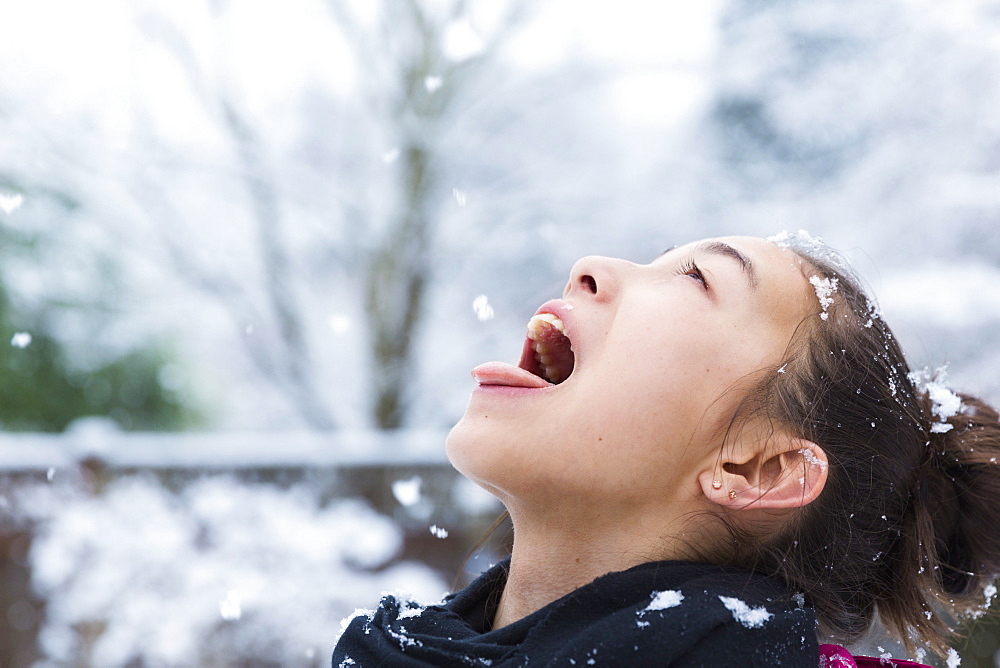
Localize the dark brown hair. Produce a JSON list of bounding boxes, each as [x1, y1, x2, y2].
[[732, 241, 1000, 657]]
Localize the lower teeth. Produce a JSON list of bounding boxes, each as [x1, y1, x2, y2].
[[537, 355, 562, 384], [534, 346, 571, 384]]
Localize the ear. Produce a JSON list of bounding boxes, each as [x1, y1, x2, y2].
[[698, 439, 828, 510]]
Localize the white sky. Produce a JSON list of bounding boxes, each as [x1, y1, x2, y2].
[[0, 0, 722, 141], [509, 0, 722, 127]]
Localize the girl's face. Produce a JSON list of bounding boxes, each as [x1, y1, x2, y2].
[[446, 236, 816, 515]]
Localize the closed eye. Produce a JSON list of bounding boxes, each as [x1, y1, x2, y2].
[[677, 259, 708, 289]]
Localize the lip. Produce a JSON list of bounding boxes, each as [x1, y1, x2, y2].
[[472, 381, 559, 398], [533, 299, 576, 337]]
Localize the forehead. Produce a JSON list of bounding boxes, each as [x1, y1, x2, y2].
[[683, 235, 816, 326]]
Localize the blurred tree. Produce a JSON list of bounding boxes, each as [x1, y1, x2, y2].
[[132, 6, 337, 431], [701, 0, 1000, 261], [328, 0, 527, 428], [0, 329, 192, 432], [0, 189, 195, 431], [133, 0, 529, 429], [0, 0, 631, 432]]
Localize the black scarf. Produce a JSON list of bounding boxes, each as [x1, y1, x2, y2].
[[333, 559, 818, 667]]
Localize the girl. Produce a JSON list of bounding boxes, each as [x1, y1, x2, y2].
[[334, 233, 1000, 666]]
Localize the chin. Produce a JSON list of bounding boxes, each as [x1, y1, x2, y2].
[[445, 413, 486, 477], [445, 415, 518, 500]]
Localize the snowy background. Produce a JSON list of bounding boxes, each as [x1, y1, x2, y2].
[[1, 0, 999, 665]]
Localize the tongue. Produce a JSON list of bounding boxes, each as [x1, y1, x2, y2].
[[472, 362, 552, 388]]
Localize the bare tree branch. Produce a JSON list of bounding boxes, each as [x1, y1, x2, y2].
[[135, 6, 337, 429]]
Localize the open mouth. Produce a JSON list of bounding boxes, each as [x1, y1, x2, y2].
[[519, 313, 575, 385]]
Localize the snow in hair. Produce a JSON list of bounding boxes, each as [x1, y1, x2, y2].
[[767, 229, 825, 253], [907, 368, 964, 434], [767, 229, 851, 273], [809, 275, 839, 321]]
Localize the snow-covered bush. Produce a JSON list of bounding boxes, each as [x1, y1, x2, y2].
[[21, 476, 446, 666]]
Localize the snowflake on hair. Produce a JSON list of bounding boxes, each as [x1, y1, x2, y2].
[[908, 368, 962, 434]]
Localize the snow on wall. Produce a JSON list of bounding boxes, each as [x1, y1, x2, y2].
[[16, 476, 447, 666], [0, 425, 451, 471]]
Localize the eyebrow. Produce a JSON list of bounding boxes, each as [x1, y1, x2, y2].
[[697, 241, 759, 290]]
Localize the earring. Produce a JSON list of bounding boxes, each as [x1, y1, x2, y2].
[[712, 480, 722, 490], [728, 489, 737, 499]]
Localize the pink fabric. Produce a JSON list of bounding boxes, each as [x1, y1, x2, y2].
[[819, 644, 858, 667], [819, 644, 932, 668]]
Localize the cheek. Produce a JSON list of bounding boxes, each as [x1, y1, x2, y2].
[[619, 324, 740, 397], [573, 327, 752, 441]]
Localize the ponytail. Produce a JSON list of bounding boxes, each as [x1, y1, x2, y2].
[[920, 392, 1000, 597], [875, 388, 1000, 655]]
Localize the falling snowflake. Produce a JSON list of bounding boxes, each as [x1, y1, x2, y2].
[[472, 295, 494, 321], [429, 525, 448, 539], [391, 477, 422, 507], [443, 19, 485, 61], [10, 332, 31, 348], [424, 75, 443, 93], [382, 148, 400, 164], [453, 188, 467, 206], [328, 315, 352, 334], [0, 193, 24, 214], [219, 590, 242, 621]]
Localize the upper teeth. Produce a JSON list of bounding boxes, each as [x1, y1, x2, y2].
[[527, 313, 571, 384], [528, 313, 565, 337]]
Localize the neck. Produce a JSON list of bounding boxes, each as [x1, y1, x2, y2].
[[491, 504, 695, 629]]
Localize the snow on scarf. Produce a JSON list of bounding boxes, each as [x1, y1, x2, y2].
[[333, 559, 819, 667]]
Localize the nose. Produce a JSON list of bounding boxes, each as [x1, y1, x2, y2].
[[564, 255, 630, 302]]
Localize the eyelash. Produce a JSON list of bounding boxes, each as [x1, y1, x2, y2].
[[677, 260, 708, 289]]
